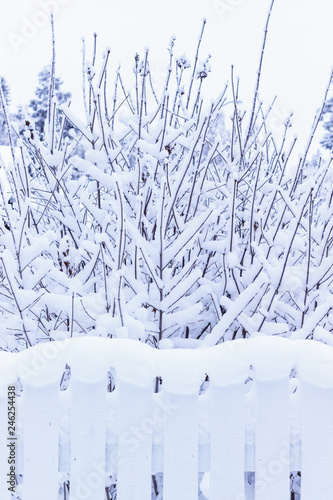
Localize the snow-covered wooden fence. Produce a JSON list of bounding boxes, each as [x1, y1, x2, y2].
[[1, 336, 333, 500]]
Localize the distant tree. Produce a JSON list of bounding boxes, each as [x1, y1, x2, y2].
[[320, 96, 333, 150], [28, 66, 71, 140], [0, 76, 11, 106], [0, 76, 11, 145]]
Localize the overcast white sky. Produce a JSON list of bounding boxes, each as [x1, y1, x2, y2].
[[0, 0, 332, 152]]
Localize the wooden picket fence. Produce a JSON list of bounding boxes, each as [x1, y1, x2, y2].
[[1, 336, 333, 500]]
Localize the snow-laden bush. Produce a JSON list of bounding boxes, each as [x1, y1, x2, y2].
[[0, 23, 332, 353]]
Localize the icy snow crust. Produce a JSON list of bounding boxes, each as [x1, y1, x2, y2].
[[2, 335, 333, 389]]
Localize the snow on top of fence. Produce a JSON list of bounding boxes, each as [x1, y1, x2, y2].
[[2, 335, 333, 392]]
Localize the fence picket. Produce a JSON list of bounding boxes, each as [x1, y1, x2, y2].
[[254, 377, 290, 500], [116, 379, 153, 500], [210, 382, 245, 500], [70, 377, 107, 500], [22, 382, 60, 500], [300, 381, 333, 499], [163, 391, 199, 500]]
